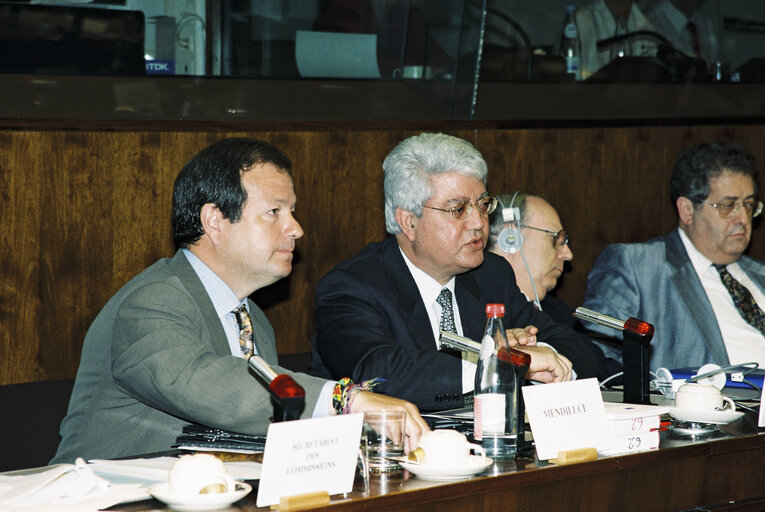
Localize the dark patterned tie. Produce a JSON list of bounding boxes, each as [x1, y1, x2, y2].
[[232, 304, 255, 358], [436, 288, 457, 334], [435, 288, 472, 406], [713, 264, 765, 337]]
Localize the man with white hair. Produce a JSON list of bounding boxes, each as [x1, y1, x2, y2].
[[310, 133, 594, 411]]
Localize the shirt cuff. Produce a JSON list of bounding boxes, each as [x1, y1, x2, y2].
[[312, 380, 337, 417]]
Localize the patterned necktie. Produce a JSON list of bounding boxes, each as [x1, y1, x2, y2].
[[713, 264, 765, 337], [436, 288, 457, 334], [232, 304, 255, 358]]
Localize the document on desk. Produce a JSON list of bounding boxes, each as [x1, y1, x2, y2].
[[89, 456, 262, 484], [0, 458, 146, 511]]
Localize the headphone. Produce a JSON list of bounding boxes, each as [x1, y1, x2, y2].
[[497, 191, 523, 254]]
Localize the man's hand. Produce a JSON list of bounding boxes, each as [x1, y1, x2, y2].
[[516, 345, 573, 383], [505, 326, 538, 347], [350, 391, 430, 453]]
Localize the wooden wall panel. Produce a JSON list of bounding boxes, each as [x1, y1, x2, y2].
[[2, 124, 764, 385]]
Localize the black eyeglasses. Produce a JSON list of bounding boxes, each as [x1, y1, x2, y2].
[[424, 196, 498, 221], [699, 199, 763, 219], [520, 225, 569, 250]]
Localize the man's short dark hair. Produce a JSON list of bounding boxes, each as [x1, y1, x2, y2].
[[172, 138, 292, 248], [670, 142, 758, 205]]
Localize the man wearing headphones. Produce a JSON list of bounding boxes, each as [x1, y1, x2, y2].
[[488, 192, 603, 379]]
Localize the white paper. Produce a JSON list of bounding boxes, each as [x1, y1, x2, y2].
[[89, 456, 261, 483], [256, 414, 363, 507], [0, 458, 145, 511], [759, 384, 765, 427], [295, 30, 381, 78], [522, 378, 609, 460]]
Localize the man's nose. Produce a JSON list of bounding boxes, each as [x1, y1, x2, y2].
[[558, 244, 573, 261], [286, 213, 304, 239], [731, 204, 751, 226], [464, 203, 486, 229]]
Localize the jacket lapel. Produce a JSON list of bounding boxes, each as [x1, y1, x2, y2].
[[665, 231, 728, 362], [382, 238, 440, 351], [455, 270, 485, 341], [170, 250, 234, 357]]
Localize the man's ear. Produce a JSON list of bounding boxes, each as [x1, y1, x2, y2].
[[677, 197, 695, 227], [396, 207, 417, 242], [200, 203, 224, 244]]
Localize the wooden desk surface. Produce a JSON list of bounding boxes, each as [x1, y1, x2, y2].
[[114, 415, 765, 512]]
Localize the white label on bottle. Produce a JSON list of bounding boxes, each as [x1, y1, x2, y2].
[[564, 23, 577, 38], [474, 393, 505, 438], [566, 56, 580, 73]]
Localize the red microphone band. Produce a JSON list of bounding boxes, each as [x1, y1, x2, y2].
[[624, 317, 654, 338], [269, 374, 306, 399]]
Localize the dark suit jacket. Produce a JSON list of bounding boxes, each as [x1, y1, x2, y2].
[[583, 229, 765, 371], [53, 250, 326, 463], [310, 237, 597, 411]]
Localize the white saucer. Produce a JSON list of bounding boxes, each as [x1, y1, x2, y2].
[[399, 455, 493, 481], [667, 407, 745, 425], [148, 482, 252, 511]]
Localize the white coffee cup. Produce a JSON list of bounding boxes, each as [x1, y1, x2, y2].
[[674, 383, 735, 412], [168, 454, 236, 495], [415, 429, 486, 467]]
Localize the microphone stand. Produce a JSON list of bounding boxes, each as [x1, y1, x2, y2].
[[487, 8, 532, 82], [248, 355, 306, 422], [574, 307, 654, 404]]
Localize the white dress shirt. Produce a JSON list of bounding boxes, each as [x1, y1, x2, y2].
[[400, 248, 479, 393], [576, 0, 656, 79], [678, 229, 765, 366]]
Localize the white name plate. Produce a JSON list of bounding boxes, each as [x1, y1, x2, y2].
[[256, 414, 363, 507], [522, 378, 609, 460]]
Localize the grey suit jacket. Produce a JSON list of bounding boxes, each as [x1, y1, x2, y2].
[[53, 250, 327, 463], [583, 230, 765, 371]]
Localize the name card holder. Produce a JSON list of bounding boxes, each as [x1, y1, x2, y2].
[[256, 414, 363, 508]]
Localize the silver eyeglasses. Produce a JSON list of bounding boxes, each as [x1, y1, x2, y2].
[[424, 196, 498, 221], [699, 199, 763, 219], [520, 225, 569, 250]]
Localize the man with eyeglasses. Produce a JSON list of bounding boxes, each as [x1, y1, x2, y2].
[[309, 133, 587, 411], [487, 193, 607, 380], [584, 142, 765, 373]]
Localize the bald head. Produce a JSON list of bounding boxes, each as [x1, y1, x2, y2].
[[489, 196, 572, 301]]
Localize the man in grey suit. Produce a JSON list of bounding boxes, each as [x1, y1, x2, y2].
[[53, 138, 427, 464], [584, 142, 765, 374]]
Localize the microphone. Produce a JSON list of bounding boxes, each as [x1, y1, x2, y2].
[[248, 355, 306, 421], [439, 331, 532, 366], [573, 307, 654, 340], [574, 307, 654, 405], [596, 30, 677, 54]]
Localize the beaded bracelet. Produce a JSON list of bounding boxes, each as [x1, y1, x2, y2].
[[332, 377, 385, 415]]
